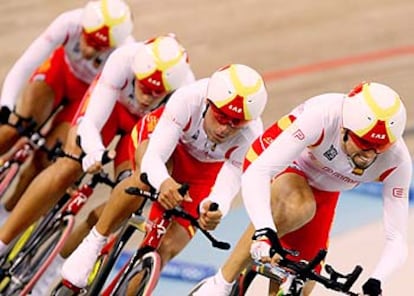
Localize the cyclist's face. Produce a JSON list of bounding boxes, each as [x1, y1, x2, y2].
[[79, 32, 108, 60], [203, 102, 247, 144], [341, 129, 378, 169], [134, 79, 167, 111]]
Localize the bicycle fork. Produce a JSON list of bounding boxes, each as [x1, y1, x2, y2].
[[103, 213, 173, 296]]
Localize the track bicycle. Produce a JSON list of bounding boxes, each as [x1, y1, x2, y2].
[[0, 155, 115, 296], [226, 248, 362, 296], [0, 103, 66, 198], [52, 172, 231, 296]]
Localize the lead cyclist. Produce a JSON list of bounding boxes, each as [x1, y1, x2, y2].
[[192, 82, 411, 296]]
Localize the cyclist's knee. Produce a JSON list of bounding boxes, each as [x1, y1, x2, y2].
[[0, 125, 19, 153], [49, 157, 82, 186]]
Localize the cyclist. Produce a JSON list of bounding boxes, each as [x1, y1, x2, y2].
[[0, 0, 133, 219], [191, 82, 411, 296], [60, 64, 268, 290], [0, 34, 194, 295]]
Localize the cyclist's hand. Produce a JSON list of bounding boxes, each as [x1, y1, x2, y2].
[[198, 200, 222, 230], [361, 278, 382, 296], [159, 178, 192, 209], [251, 228, 284, 264], [82, 150, 115, 173]]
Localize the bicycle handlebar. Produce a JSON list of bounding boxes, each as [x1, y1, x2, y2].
[[125, 173, 231, 250], [256, 248, 361, 295]]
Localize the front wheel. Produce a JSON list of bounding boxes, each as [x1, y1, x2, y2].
[[112, 252, 161, 296]]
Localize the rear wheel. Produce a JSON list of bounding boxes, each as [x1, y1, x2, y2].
[[0, 217, 73, 295]]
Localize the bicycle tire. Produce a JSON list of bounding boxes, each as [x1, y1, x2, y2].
[[0, 223, 37, 269], [21, 215, 75, 295], [111, 252, 161, 296], [0, 162, 19, 198], [87, 224, 137, 296], [0, 216, 73, 295], [0, 198, 65, 270]]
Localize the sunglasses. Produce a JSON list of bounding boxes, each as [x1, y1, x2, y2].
[[208, 101, 248, 128], [82, 30, 109, 51], [137, 80, 166, 99], [347, 130, 391, 154]]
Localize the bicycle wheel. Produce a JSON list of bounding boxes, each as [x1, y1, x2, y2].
[[113, 252, 161, 296], [21, 215, 75, 295], [0, 216, 74, 295], [87, 224, 138, 296], [0, 199, 63, 269]]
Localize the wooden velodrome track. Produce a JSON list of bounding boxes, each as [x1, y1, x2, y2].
[[1, 0, 413, 295]]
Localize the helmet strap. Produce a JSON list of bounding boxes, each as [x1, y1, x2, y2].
[[343, 129, 349, 142], [202, 102, 210, 118]]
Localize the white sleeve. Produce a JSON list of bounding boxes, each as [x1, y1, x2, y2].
[[207, 121, 264, 217], [140, 89, 191, 190], [0, 13, 72, 109], [207, 161, 242, 217], [370, 160, 411, 281], [77, 46, 133, 154], [140, 115, 181, 190], [242, 112, 322, 232], [76, 79, 118, 154]]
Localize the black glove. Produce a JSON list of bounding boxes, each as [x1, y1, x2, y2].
[[362, 278, 382, 296], [0, 106, 11, 124], [252, 227, 287, 257]]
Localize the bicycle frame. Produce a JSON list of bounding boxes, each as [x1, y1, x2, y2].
[[85, 173, 230, 296], [102, 209, 178, 296], [0, 171, 115, 295]]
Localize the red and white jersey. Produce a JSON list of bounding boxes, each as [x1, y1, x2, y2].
[[242, 92, 412, 281], [0, 8, 133, 110], [141, 78, 264, 215], [77, 42, 196, 155]]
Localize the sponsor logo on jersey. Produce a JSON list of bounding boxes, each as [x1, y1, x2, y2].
[[293, 129, 305, 141], [323, 145, 338, 161], [392, 187, 406, 198]]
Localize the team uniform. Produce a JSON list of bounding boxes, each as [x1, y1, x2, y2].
[[131, 79, 264, 235], [0, 8, 133, 125], [76, 41, 195, 167], [243, 93, 412, 279]]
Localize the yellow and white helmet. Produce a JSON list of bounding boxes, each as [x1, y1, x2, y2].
[[132, 34, 192, 94], [207, 64, 268, 122], [82, 0, 133, 49], [343, 81, 406, 152]]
